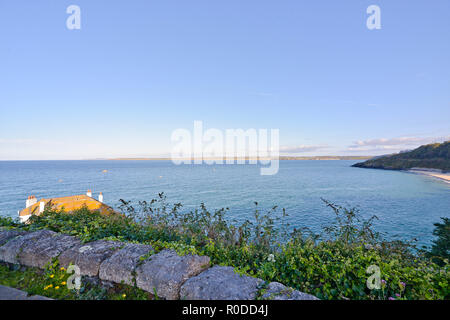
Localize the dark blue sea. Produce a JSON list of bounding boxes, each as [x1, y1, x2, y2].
[[0, 160, 449, 247]]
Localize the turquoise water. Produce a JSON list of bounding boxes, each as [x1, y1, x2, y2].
[[0, 160, 449, 247]]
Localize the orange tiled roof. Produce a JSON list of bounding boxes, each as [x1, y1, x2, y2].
[[19, 194, 114, 217]]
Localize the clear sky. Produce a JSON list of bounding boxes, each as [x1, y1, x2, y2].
[[0, 0, 449, 160]]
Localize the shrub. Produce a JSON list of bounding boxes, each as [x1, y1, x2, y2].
[[428, 217, 450, 266]]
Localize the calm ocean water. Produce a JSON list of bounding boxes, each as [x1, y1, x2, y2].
[[0, 160, 449, 247]]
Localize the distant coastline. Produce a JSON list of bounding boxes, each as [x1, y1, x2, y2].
[[108, 156, 372, 161], [352, 141, 450, 173]]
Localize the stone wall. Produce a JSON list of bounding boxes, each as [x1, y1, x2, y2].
[[0, 228, 318, 300]]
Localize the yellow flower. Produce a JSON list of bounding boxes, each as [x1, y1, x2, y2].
[[60, 267, 65, 271], [55, 286, 60, 290], [49, 274, 54, 278], [61, 281, 66, 286], [48, 284, 53, 288], [122, 294, 126, 298]]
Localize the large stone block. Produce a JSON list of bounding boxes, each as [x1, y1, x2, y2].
[[136, 249, 210, 300], [58, 240, 123, 277], [99, 243, 153, 285], [17, 232, 81, 268], [261, 282, 319, 300], [0, 229, 28, 246], [0, 284, 52, 300], [180, 265, 263, 300], [0, 230, 56, 264]]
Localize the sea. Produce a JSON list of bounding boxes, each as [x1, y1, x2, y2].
[[0, 160, 449, 247]]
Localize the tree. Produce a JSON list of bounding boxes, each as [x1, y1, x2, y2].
[[429, 217, 450, 265]]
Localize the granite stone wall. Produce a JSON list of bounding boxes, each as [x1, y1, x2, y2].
[[0, 228, 318, 300]]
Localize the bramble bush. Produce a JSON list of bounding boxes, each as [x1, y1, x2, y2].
[[1, 193, 448, 300]]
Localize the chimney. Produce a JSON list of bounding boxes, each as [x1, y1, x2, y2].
[[98, 192, 103, 203], [39, 201, 45, 213], [87, 189, 92, 197], [26, 195, 37, 208]]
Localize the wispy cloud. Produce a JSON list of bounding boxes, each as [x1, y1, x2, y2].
[[0, 138, 63, 146], [280, 144, 329, 153], [348, 136, 450, 152], [252, 92, 274, 97]]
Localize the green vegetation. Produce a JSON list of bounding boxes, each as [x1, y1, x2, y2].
[[428, 218, 450, 266], [0, 260, 151, 300], [352, 141, 450, 172], [1, 194, 448, 300]]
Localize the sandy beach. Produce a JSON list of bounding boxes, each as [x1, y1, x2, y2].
[[408, 169, 450, 183]]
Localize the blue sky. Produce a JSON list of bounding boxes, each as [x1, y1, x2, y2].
[[0, 0, 449, 160]]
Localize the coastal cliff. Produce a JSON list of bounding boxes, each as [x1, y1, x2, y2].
[[352, 141, 450, 172]]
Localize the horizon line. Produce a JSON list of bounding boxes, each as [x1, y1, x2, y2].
[[0, 155, 374, 161]]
